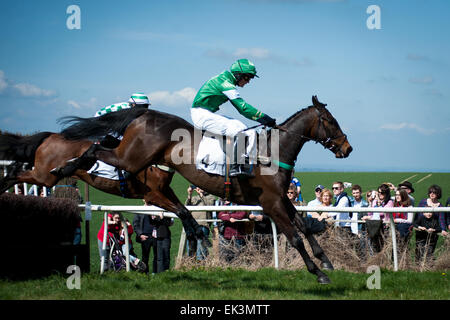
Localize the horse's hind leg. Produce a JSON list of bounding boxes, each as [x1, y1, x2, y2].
[[144, 186, 207, 245], [293, 214, 334, 270]]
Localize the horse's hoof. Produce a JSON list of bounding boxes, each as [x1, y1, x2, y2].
[[317, 275, 331, 284], [321, 262, 334, 271]]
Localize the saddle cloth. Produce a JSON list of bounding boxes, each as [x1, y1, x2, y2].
[[195, 134, 269, 176], [196, 137, 227, 176], [87, 161, 174, 180]]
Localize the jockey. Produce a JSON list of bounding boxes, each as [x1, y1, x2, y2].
[[191, 59, 276, 177], [95, 93, 150, 147], [95, 93, 150, 117]]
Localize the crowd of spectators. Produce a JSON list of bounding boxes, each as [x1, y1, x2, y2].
[[10, 175, 448, 271]]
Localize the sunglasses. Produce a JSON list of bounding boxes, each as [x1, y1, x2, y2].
[[429, 190, 437, 194], [332, 187, 340, 190], [287, 191, 295, 194], [315, 189, 322, 192]]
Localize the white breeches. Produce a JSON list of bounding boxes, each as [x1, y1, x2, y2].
[[191, 107, 256, 161]]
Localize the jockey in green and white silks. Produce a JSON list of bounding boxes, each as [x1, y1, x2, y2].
[[94, 93, 150, 145], [191, 59, 276, 177], [94, 93, 150, 117]]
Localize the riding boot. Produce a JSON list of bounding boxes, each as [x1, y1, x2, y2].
[[228, 135, 254, 178]]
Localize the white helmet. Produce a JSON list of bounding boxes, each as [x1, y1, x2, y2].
[[128, 93, 150, 105]]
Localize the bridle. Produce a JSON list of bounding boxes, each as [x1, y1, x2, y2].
[[277, 106, 348, 154]]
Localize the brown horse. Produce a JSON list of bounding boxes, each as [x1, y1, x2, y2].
[[0, 132, 196, 224], [58, 95, 352, 284]]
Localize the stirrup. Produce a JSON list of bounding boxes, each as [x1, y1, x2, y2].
[[229, 164, 254, 178]]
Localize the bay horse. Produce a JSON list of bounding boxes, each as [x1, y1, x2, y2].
[[0, 132, 199, 233], [58, 95, 352, 284]]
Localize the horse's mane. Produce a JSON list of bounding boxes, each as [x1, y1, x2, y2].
[[278, 105, 314, 126]]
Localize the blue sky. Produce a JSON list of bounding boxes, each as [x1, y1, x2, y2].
[[0, 0, 449, 172]]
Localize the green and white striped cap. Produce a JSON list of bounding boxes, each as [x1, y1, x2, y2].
[[128, 93, 150, 105]]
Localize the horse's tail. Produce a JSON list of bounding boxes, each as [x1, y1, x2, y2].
[[59, 107, 149, 141], [0, 131, 53, 163]]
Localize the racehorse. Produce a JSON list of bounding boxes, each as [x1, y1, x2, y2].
[[57, 95, 352, 284], [0, 132, 195, 224]]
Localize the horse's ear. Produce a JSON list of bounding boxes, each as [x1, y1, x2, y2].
[[312, 95, 327, 107]]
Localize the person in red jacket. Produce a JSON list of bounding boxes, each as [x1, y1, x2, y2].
[[217, 200, 249, 263], [97, 212, 144, 271]]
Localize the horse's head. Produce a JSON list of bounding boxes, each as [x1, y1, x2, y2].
[[308, 95, 353, 158]]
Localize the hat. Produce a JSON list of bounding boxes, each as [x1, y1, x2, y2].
[[398, 181, 414, 193], [314, 185, 325, 191], [128, 93, 150, 105]]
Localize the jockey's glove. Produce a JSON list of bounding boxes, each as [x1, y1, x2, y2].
[[257, 114, 276, 127]]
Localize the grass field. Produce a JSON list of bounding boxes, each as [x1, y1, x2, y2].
[[1, 171, 449, 300]]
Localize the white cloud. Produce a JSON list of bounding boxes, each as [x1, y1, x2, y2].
[[13, 83, 56, 98], [67, 100, 81, 109], [0, 70, 57, 98], [67, 97, 98, 111], [149, 87, 196, 108], [380, 122, 436, 135]]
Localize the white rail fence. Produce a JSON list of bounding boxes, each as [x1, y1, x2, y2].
[[80, 204, 450, 274]]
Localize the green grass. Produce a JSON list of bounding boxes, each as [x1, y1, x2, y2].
[[0, 268, 448, 300], [1, 171, 449, 300]]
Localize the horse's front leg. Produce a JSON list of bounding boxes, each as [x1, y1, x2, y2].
[[264, 198, 331, 284], [293, 213, 334, 270]]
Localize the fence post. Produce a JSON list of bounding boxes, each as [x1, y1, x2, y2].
[[270, 219, 279, 269], [176, 229, 187, 268], [122, 221, 130, 272], [100, 212, 108, 274], [389, 213, 398, 271]]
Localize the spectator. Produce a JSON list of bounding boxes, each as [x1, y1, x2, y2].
[[413, 211, 441, 264], [287, 183, 303, 206], [185, 185, 216, 260], [305, 188, 333, 234], [133, 201, 158, 274], [366, 189, 377, 205], [218, 200, 248, 262], [363, 184, 394, 222], [417, 184, 445, 236], [248, 211, 275, 251], [397, 181, 415, 207], [330, 181, 352, 233], [444, 197, 450, 237], [290, 172, 303, 203], [307, 185, 325, 213], [362, 184, 393, 253], [109, 212, 145, 271], [350, 184, 369, 235], [151, 212, 174, 273], [393, 189, 414, 244]]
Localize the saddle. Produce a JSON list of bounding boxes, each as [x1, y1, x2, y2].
[[195, 130, 270, 177]]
